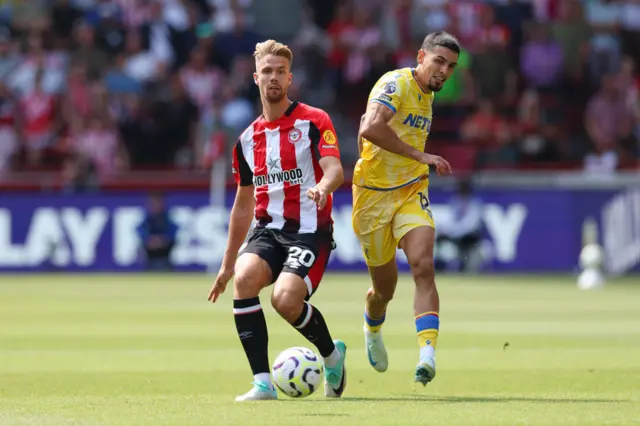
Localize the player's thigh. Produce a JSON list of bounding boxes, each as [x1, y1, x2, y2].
[[352, 185, 397, 267], [234, 230, 285, 298], [356, 224, 397, 269], [398, 225, 436, 265], [393, 183, 435, 250], [394, 183, 436, 267], [275, 235, 332, 302], [352, 184, 395, 237]]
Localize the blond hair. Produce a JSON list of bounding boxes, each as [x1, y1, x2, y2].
[[253, 39, 293, 65]]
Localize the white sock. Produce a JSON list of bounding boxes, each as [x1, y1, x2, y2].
[[254, 373, 272, 385], [420, 345, 435, 359], [323, 347, 341, 368]]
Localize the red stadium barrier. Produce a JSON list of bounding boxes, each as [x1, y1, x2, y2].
[[1, 159, 636, 192]]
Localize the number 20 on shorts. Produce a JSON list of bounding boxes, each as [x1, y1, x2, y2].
[[286, 246, 316, 269]]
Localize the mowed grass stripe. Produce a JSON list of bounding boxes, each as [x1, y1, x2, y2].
[[0, 274, 639, 426]]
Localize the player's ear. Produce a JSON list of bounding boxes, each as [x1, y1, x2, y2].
[[417, 49, 426, 65], [253, 72, 258, 85]]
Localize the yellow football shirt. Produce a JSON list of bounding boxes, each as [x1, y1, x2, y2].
[[353, 67, 434, 190]]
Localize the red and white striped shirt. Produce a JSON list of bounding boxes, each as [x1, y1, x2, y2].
[[232, 102, 340, 234]]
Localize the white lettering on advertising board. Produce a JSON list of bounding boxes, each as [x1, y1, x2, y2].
[[0, 203, 527, 268]]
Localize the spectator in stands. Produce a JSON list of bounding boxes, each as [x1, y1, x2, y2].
[[172, 3, 199, 68], [137, 192, 178, 271], [0, 0, 637, 186], [60, 151, 98, 194], [140, 0, 176, 69], [584, 73, 634, 172], [19, 67, 58, 166], [0, 27, 19, 82], [584, 0, 622, 87], [212, 7, 261, 72], [470, 6, 517, 103], [620, 0, 640, 68], [411, 0, 450, 39], [617, 56, 640, 148], [93, 3, 127, 57], [10, 0, 49, 33], [104, 53, 143, 95], [122, 29, 166, 84], [0, 81, 18, 174], [551, 0, 590, 90], [433, 47, 474, 106], [436, 179, 484, 272], [9, 30, 67, 96], [70, 110, 126, 179], [70, 20, 109, 82], [461, 99, 515, 165], [326, 0, 352, 88], [179, 46, 225, 118], [493, 0, 534, 64], [516, 89, 564, 162], [339, 8, 381, 89], [62, 64, 92, 136], [155, 75, 199, 167], [51, 0, 82, 50], [520, 22, 564, 92], [292, 5, 332, 95]]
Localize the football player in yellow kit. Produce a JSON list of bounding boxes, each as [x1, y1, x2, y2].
[[352, 32, 459, 385]]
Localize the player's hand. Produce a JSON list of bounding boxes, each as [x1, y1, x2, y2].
[[208, 265, 234, 303], [306, 186, 328, 210], [420, 153, 452, 176]]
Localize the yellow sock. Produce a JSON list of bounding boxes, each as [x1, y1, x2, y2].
[[415, 311, 439, 353]]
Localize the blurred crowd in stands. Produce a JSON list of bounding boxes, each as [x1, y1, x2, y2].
[[0, 0, 638, 189]]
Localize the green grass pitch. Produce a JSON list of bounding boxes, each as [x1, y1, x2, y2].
[[1, 273, 639, 426]]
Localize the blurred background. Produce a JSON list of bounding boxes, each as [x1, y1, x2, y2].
[[0, 0, 638, 275]]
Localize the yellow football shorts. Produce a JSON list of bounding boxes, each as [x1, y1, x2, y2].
[[352, 177, 435, 267]]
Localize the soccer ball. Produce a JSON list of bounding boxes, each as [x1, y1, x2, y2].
[[271, 347, 323, 398]]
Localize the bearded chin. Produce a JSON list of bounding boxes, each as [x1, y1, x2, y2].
[[265, 91, 286, 103], [427, 83, 443, 92]]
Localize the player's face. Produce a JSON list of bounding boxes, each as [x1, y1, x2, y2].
[[417, 46, 458, 92], [254, 54, 292, 104]]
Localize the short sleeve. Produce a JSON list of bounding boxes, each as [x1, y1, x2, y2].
[[310, 111, 340, 158], [368, 72, 405, 114], [232, 141, 253, 186]]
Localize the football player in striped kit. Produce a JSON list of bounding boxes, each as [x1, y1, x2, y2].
[[208, 40, 347, 401]]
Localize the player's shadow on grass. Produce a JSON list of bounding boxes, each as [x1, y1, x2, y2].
[[291, 396, 626, 404]]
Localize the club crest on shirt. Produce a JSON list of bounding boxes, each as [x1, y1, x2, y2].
[[383, 80, 396, 94], [288, 128, 302, 143]]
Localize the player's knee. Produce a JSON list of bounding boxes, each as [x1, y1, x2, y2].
[[271, 287, 304, 323], [233, 272, 264, 299], [408, 256, 435, 284]]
